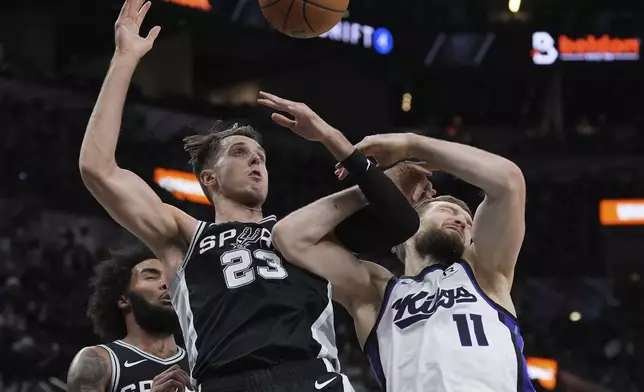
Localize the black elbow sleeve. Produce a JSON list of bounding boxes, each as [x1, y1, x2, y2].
[[335, 151, 420, 253]]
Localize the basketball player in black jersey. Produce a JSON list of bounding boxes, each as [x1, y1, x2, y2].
[[67, 243, 191, 392], [79, 1, 423, 390]]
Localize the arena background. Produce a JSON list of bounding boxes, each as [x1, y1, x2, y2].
[[1, 0, 643, 391]]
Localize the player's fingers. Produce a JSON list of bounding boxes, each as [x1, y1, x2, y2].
[[412, 182, 425, 203], [172, 369, 190, 386], [257, 98, 283, 111], [145, 26, 161, 42], [405, 163, 433, 177], [271, 113, 296, 129], [153, 365, 179, 384], [118, 0, 131, 17], [338, 168, 349, 180], [258, 91, 294, 109], [136, 1, 152, 24], [420, 181, 435, 202], [129, 0, 141, 17], [155, 379, 184, 392]]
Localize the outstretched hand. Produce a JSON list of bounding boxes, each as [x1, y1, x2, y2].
[[114, 0, 161, 60], [257, 91, 335, 142]]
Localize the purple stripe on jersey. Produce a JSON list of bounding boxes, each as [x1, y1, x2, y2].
[[363, 277, 400, 390], [498, 313, 536, 392]]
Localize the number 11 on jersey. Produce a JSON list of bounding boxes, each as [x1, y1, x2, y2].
[[452, 313, 489, 347]]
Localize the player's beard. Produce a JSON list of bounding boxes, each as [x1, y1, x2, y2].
[[128, 292, 180, 336], [414, 226, 465, 265]]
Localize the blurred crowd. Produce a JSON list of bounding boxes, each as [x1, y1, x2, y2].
[[0, 78, 643, 391]]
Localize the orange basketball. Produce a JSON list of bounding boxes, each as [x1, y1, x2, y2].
[[258, 0, 349, 39]]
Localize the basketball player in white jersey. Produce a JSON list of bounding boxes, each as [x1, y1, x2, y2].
[[270, 130, 534, 391], [67, 243, 192, 392]]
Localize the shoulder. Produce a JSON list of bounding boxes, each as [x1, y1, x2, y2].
[[67, 346, 112, 392]]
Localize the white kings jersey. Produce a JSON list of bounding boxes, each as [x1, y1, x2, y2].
[[364, 261, 535, 392]]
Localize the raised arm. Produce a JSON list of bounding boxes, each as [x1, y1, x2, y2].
[[79, 0, 194, 268], [259, 92, 429, 306], [67, 347, 111, 392], [357, 133, 526, 281]]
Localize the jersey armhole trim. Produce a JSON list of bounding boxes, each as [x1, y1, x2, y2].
[[170, 220, 205, 291], [362, 275, 398, 352], [362, 276, 396, 390], [458, 260, 518, 323], [173, 220, 205, 275], [96, 345, 120, 392]]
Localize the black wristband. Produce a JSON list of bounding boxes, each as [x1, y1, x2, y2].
[[340, 150, 372, 176]]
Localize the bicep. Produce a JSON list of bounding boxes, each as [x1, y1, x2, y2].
[[81, 167, 189, 254], [67, 347, 111, 392], [281, 239, 373, 306], [472, 190, 525, 278]]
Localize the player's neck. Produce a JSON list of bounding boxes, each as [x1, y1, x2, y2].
[[404, 252, 444, 276], [212, 197, 263, 224], [122, 329, 178, 359]]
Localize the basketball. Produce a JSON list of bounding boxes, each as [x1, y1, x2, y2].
[[259, 0, 349, 39]]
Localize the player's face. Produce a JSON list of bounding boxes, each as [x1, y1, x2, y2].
[[413, 202, 473, 263], [211, 135, 268, 208], [129, 259, 172, 308], [126, 259, 178, 335]]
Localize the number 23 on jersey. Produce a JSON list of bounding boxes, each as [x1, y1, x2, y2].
[[220, 248, 288, 288]]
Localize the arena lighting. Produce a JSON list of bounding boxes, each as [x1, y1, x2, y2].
[[599, 199, 644, 226], [153, 168, 210, 205], [319, 21, 394, 55], [532, 32, 640, 65], [508, 0, 521, 13], [526, 357, 557, 390], [401, 93, 412, 112], [164, 0, 211, 11]]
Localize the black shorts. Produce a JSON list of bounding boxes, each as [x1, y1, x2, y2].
[[199, 359, 352, 392]]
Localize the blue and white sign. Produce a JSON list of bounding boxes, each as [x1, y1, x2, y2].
[[372, 27, 394, 55], [319, 21, 394, 55]]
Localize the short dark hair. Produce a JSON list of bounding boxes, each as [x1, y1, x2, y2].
[[393, 195, 472, 262], [87, 243, 156, 341], [183, 121, 262, 202]]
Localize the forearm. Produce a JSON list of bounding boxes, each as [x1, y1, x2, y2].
[[408, 134, 523, 198], [319, 126, 355, 161], [79, 53, 138, 173], [275, 187, 367, 247]]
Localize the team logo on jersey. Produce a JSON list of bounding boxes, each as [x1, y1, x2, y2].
[[442, 265, 458, 279], [233, 227, 264, 249], [391, 287, 477, 329]]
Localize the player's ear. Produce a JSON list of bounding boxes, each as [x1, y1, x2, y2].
[[117, 295, 130, 310], [200, 169, 218, 191]]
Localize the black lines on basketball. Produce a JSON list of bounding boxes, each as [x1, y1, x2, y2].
[[303, 0, 346, 13], [260, 0, 283, 9], [282, 0, 296, 32], [302, 1, 317, 36], [259, 0, 348, 38]]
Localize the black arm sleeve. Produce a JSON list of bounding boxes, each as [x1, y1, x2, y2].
[[334, 150, 420, 254]]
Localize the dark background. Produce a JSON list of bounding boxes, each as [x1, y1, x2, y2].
[[0, 0, 643, 391]]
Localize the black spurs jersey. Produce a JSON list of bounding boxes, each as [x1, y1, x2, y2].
[[98, 340, 190, 392], [169, 216, 339, 383]]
